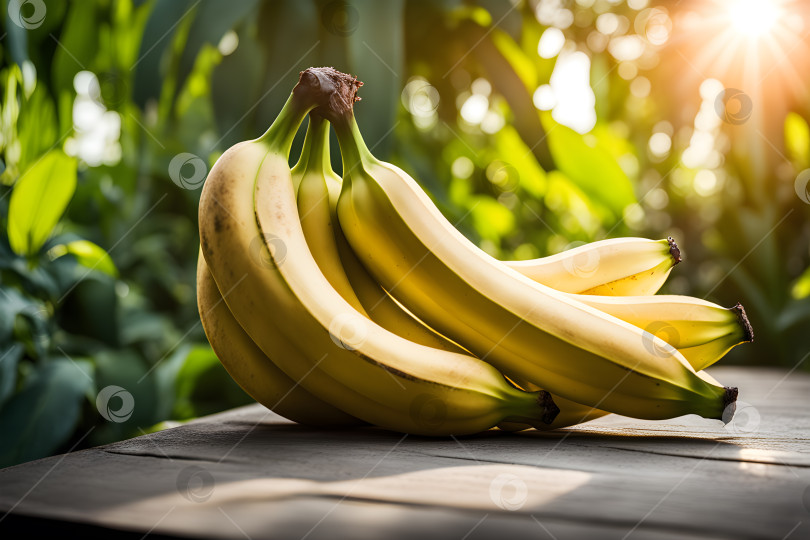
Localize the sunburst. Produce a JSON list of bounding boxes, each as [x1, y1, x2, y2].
[[673, 0, 807, 87]]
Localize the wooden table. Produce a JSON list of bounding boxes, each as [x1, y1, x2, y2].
[[1, 367, 808, 539]]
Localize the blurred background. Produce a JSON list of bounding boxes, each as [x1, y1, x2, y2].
[[1, 0, 809, 467]]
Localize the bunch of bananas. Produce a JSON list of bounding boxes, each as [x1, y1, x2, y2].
[[197, 68, 750, 435]]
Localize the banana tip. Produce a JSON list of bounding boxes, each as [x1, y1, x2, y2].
[[723, 386, 740, 409], [667, 236, 682, 266], [539, 391, 560, 424], [732, 302, 754, 342]]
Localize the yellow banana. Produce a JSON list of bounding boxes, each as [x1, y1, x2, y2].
[[295, 118, 741, 430], [325, 88, 737, 421], [295, 115, 368, 315], [296, 114, 748, 431], [297, 114, 465, 353], [199, 69, 559, 436], [505, 237, 680, 295], [566, 295, 753, 371], [196, 252, 362, 427]]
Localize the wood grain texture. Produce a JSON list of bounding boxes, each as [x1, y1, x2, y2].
[[1, 367, 809, 539]]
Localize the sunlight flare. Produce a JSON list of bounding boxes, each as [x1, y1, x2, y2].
[[728, 0, 782, 37]]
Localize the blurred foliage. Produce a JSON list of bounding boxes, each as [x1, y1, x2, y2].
[[1, 0, 809, 466]]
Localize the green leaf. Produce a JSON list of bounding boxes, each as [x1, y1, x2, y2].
[[468, 196, 515, 243], [173, 345, 220, 418], [792, 265, 810, 300], [0, 287, 46, 344], [0, 358, 93, 467], [1, 289, 50, 361], [153, 343, 193, 421], [541, 114, 636, 218], [2, 257, 61, 300], [17, 84, 59, 175], [173, 345, 251, 419], [493, 125, 546, 198], [48, 240, 118, 277], [491, 29, 536, 90], [785, 112, 810, 168], [8, 150, 78, 256]]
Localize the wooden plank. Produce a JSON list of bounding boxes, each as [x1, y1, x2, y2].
[[1, 367, 808, 539]]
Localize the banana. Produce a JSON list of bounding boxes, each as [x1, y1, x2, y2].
[[293, 115, 743, 429], [491, 293, 752, 430], [505, 237, 681, 295], [199, 68, 559, 436], [324, 87, 737, 421], [295, 114, 746, 431], [197, 252, 363, 427], [566, 295, 753, 371], [295, 115, 368, 315], [297, 113, 466, 353]]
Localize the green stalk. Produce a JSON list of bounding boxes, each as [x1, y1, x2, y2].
[[292, 114, 333, 178], [257, 94, 311, 157], [331, 111, 377, 179]]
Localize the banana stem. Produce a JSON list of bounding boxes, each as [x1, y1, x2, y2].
[[257, 93, 310, 156], [258, 67, 361, 156], [293, 114, 333, 177], [331, 112, 374, 178]]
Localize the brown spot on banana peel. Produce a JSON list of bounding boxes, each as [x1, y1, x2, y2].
[[731, 302, 754, 342], [213, 212, 226, 233], [667, 236, 682, 266]]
